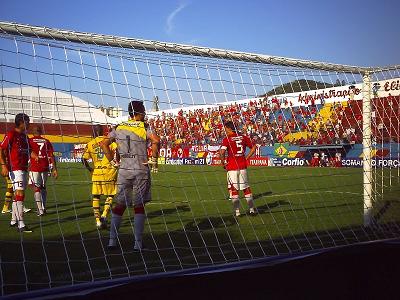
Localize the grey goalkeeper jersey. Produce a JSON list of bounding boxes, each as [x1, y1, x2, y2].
[[109, 120, 151, 177]]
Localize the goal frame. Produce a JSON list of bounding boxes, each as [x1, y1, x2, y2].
[[0, 20, 396, 226]]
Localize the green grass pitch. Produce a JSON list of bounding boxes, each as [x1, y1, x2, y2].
[[1, 163, 399, 295]]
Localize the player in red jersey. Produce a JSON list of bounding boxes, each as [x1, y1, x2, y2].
[[0, 113, 37, 232], [29, 125, 58, 216], [220, 121, 257, 217]]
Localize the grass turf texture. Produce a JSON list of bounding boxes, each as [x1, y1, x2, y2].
[[1, 163, 399, 295]]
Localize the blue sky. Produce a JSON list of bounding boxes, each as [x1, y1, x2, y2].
[[0, 0, 399, 67]]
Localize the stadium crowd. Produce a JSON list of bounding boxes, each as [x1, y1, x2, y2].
[[147, 97, 362, 148]]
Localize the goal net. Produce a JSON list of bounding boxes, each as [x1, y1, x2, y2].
[[0, 22, 399, 296]]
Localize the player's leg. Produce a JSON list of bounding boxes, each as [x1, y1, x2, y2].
[[133, 205, 145, 250], [230, 186, 240, 217], [239, 169, 256, 214], [33, 185, 44, 215], [40, 171, 48, 211], [99, 182, 113, 229], [92, 194, 102, 228], [243, 187, 255, 214], [227, 171, 240, 217], [101, 169, 117, 223], [91, 180, 101, 227], [10, 171, 31, 232], [2, 175, 13, 214], [17, 172, 31, 214], [101, 195, 113, 219], [108, 177, 132, 249], [91, 171, 103, 228], [132, 173, 151, 251], [108, 202, 126, 248], [29, 171, 45, 216]]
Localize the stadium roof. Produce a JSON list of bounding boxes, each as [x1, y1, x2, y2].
[[1, 86, 114, 124]]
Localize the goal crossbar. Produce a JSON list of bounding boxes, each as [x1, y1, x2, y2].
[[0, 21, 397, 74]]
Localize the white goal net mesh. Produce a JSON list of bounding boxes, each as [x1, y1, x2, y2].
[[0, 22, 399, 296]]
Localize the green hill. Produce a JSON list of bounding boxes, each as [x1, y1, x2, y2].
[[264, 79, 339, 96]]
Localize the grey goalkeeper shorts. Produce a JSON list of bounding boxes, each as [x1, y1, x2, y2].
[[115, 171, 151, 207]]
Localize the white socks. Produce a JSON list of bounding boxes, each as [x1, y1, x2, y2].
[[12, 201, 25, 228], [11, 202, 17, 226], [109, 212, 146, 249], [41, 189, 47, 210], [134, 214, 145, 248], [109, 213, 122, 247], [232, 195, 255, 215], [232, 198, 240, 216], [245, 195, 254, 209], [34, 191, 44, 215]]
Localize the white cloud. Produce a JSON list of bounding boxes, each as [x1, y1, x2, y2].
[[166, 2, 188, 35]]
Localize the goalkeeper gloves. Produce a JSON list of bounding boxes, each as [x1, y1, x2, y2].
[[110, 158, 120, 169], [147, 157, 158, 173]]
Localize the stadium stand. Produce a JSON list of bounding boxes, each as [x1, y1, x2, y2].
[[147, 95, 399, 148]]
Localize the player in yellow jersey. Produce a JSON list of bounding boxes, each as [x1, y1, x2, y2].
[[82, 125, 118, 229]]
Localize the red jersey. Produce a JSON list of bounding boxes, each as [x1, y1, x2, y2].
[[29, 136, 54, 172], [0, 130, 30, 171], [221, 133, 253, 171]]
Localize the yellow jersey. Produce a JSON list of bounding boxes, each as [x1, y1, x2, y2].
[[82, 136, 117, 170], [82, 136, 118, 195]]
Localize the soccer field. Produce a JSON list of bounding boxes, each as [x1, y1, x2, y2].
[[1, 164, 399, 295]]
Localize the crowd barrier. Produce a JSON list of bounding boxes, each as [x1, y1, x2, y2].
[[53, 143, 400, 168]]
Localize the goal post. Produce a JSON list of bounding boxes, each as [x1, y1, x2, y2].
[[362, 72, 373, 226], [0, 21, 399, 297]]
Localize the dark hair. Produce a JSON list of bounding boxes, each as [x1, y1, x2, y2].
[[224, 121, 235, 131], [31, 124, 43, 135], [15, 113, 30, 127], [128, 101, 146, 117], [92, 124, 103, 137]]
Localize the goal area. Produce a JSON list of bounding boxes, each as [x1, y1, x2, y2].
[[0, 21, 399, 297]]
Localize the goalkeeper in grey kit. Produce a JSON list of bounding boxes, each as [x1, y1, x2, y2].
[[101, 100, 160, 251]]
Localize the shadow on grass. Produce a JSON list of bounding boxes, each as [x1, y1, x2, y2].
[[46, 199, 90, 210], [373, 201, 392, 223], [29, 212, 95, 230], [253, 191, 273, 200], [146, 205, 191, 218], [257, 200, 291, 212], [184, 215, 238, 231], [1, 198, 400, 297], [2, 220, 400, 297]]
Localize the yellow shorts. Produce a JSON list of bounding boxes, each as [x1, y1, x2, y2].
[[92, 168, 117, 196]]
